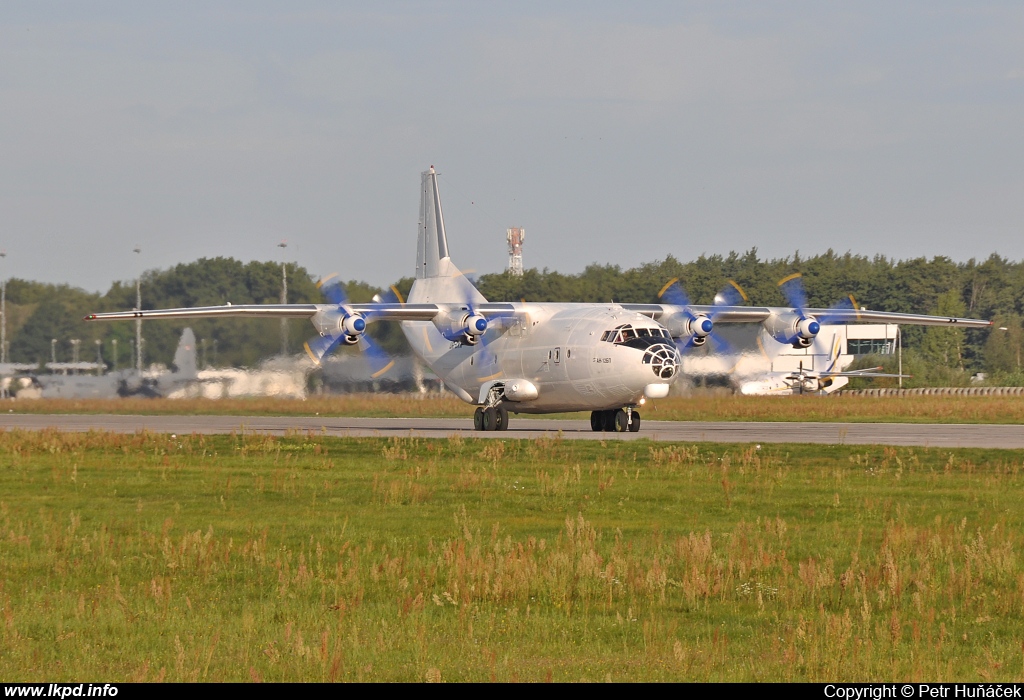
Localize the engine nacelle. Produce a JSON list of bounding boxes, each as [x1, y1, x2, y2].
[[687, 314, 713, 346], [663, 312, 713, 346], [434, 309, 488, 345], [311, 307, 367, 339], [763, 311, 820, 347]]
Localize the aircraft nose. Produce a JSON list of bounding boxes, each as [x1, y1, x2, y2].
[[641, 342, 680, 381]]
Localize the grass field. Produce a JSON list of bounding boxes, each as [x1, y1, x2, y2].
[[1, 430, 1022, 681], [5, 392, 1024, 423]]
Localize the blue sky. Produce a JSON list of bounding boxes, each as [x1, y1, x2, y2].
[[2, 2, 1023, 291]]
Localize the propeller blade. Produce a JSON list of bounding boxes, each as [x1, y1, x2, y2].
[[778, 273, 808, 315], [674, 337, 698, 353], [381, 285, 405, 304], [358, 334, 396, 378], [707, 331, 734, 355], [816, 294, 858, 325], [317, 274, 348, 306], [304, 333, 344, 365], [704, 281, 747, 353], [658, 278, 693, 313], [713, 279, 748, 307]]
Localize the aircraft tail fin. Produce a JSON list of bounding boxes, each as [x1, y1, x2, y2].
[[410, 166, 485, 304], [171, 328, 198, 378], [416, 166, 454, 279]]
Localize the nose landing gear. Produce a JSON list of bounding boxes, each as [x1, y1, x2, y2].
[[590, 408, 641, 433]]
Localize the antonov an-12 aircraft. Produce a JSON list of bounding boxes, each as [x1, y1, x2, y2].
[[86, 167, 992, 433]]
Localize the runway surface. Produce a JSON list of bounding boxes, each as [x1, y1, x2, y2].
[[1, 414, 1022, 448]]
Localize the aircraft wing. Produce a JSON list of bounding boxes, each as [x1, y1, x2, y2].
[[85, 302, 518, 323], [622, 304, 772, 322], [622, 304, 992, 327], [822, 368, 909, 379], [86, 304, 322, 321], [799, 307, 992, 328]]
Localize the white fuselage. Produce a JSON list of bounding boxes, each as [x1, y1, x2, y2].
[[401, 303, 678, 413]]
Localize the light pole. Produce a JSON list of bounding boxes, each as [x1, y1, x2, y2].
[[70, 338, 80, 374], [278, 240, 288, 356], [95, 339, 103, 374], [111, 338, 118, 371], [50, 338, 57, 365], [133, 246, 142, 372], [0, 250, 6, 364], [897, 326, 902, 389]]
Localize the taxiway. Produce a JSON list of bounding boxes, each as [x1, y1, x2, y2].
[[0, 414, 1021, 448]]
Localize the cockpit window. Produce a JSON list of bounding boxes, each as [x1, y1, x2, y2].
[[602, 324, 670, 343]]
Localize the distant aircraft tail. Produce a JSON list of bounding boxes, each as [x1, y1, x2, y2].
[[171, 328, 198, 378], [824, 334, 842, 374], [409, 166, 486, 305]]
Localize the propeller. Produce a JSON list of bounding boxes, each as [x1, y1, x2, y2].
[[783, 361, 817, 394], [304, 275, 395, 378], [658, 278, 741, 353], [451, 274, 516, 380], [776, 273, 820, 345], [776, 273, 858, 351]]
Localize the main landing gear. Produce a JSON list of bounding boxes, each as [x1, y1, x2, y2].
[[473, 404, 509, 431], [590, 408, 640, 433]]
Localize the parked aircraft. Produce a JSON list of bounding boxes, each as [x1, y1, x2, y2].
[[737, 334, 907, 395], [0, 362, 41, 398], [86, 167, 992, 432], [33, 328, 199, 399]]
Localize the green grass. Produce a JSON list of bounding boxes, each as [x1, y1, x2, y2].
[[1, 430, 1023, 681]]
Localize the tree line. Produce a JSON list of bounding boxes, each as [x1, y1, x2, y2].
[[4, 250, 1023, 385]]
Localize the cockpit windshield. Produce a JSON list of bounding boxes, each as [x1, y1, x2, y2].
[[601, 324, 671, 344]]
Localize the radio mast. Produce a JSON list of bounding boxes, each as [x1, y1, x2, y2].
[[507, 227, 525, 276]]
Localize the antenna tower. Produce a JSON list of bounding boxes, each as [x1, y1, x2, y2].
[[507, 227, 525, 276]]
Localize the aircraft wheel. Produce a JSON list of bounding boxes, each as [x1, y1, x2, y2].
[[473, 407, 485, 431], [482, 406, 498, 431], [610, 409, 626, 431], [613, 408, 629, 432], [602, 410, 616, 431], [590, 411, 603, 432], [628, 410, 641, 433], [496, 405, 509, 431]]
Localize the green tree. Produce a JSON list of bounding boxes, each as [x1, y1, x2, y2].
[[920, 288, 968, 373], [984, 316, 1023, 375]]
